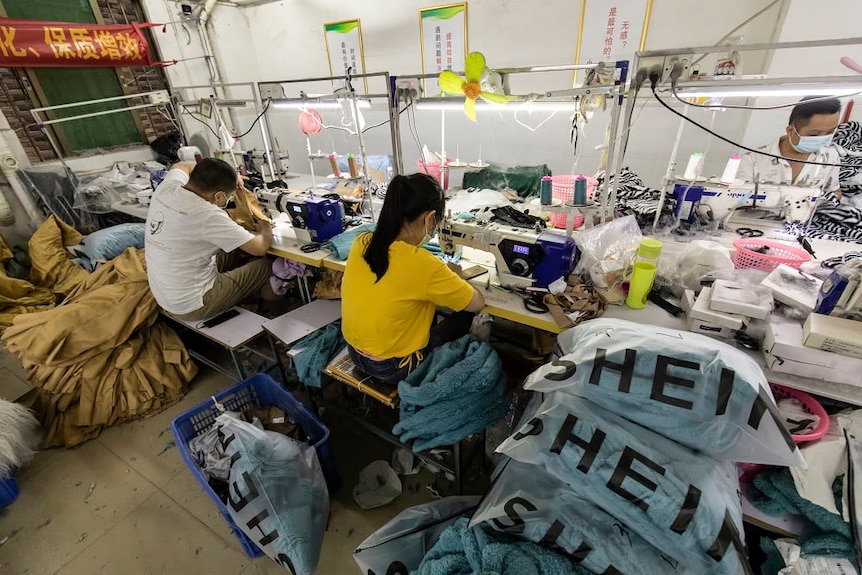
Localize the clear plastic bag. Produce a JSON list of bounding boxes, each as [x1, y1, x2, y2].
[[572, 214, 642, 277]]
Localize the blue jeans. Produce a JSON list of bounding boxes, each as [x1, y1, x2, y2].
[[348, 311, 474, 385]]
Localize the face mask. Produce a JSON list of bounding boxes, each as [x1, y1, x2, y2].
[[420, 220, 437, 246], [792, 126, 834, 153], [216, 193, 231, 209]]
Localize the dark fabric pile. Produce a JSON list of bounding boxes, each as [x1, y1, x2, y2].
[[596, 167, 676, 229], [807, 121, 862, 243]]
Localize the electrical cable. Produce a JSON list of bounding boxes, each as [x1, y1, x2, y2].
[[233, 98, 272, 139], [179, 104, 220, 138], [406, 100, 428, 172], [650, 83, 847, 168]]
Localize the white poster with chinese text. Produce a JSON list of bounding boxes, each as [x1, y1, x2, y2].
[[324, 20, 366, 89], [419, 3, 467, 96], [577, 0, 651, 66]]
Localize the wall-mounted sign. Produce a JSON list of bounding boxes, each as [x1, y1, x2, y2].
[[419, 3, 468, 96], [324, 19, 367, 91], [0, 18, 168, 67], [575, 0, 652, 74]]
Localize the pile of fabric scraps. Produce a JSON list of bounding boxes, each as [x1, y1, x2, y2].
[[542, 277, 607, 329], [293, 320, 346, 388], [270, 257, 309, 295], [392, 335, 509, 452], [414, 517, 586, 575], [749, 468, 855, 562], [2, 238, 197, 447], [596, 167, 677, 229]]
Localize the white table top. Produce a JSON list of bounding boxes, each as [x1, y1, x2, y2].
[[262, 299, 341, 347], [171, 306, 266, 350]]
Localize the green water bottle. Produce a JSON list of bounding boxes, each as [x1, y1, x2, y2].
[[625, 239, 662, 309]]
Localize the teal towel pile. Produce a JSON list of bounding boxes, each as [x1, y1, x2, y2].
[[393, 335, 509, 452], [326, 225, 376, 260], [414, 518, 587, 575], [293, 321, 345, 388], [749, 469, 856, 567]]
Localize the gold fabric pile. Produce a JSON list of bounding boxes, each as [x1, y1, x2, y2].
[[2, 216, 197, 447], [226, 186, 270, 231], [543, 278, 608, 330]]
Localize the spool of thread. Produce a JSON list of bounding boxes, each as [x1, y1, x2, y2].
[[540, 176, 553, 205], [573, 176, 588, 205], [683, 152, 704, 180], [347, 154, 358, 178], [720, 154, 742, 185], [328, 153, 340, 177]]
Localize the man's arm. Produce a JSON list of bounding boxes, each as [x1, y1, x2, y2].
[[239, 220, 274, 256]]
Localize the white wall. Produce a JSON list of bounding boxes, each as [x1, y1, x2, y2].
[[140, 0, 801, 188]]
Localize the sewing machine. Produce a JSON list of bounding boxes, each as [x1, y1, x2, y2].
[[257, 189, 344, 242], [674, 181, 820, 225], [438, 217, 577, 288]]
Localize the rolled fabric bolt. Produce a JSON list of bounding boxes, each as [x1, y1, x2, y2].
[[683, 152, 704, 180], [347, 154, 358, 178], [720, 154, 741, 185], [540, 176, 553, 205], [573, 176, 588, 205]]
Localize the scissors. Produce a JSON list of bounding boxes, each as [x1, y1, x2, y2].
[[499, 285, 549, 314], [735, 227, 764, 238]]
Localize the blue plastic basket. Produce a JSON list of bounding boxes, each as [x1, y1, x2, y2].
[[0, 476, 19, 508], [171, 373, 340, 558]]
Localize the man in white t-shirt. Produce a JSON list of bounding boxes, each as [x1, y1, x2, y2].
[[145, 158, 273, 321], [738, 96, 842, 197]]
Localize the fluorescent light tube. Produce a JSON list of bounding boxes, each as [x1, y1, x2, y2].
[[270, 98, 371, 109], [675, 83, 862, 99], [415, 98, 577, 112]]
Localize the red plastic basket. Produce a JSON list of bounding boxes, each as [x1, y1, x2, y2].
[[732, 238, 811, 272], [549, 175, 596, 228], [738, 382, 828, 482], [417, 160, 450, 189]]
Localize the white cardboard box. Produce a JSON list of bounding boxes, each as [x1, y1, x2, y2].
[[688, 317, 733, 339], [691, 287, 747, 330], [709, 280, 773, 319], [763, 316, 862, 386], [761, 264, 823, 313], [803, 314, 862, 359]]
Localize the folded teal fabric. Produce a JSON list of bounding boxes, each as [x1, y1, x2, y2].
[[415, 517, 588, 575], [293, 320, 345, 388], [393, 335, 509, 452]]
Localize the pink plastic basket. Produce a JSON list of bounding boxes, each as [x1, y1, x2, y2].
[[417, 160, 449, 190], [549, 175, 597, 229], [738, 382, 828, 482], [732, 238, 812, 272]]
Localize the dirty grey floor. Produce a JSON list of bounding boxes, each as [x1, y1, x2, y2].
[[0, 353, 444, 575]]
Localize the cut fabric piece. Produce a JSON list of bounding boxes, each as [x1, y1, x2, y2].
[[270, 258, 308, 296], [393, 335, 509, 452], [226, 185, 270, 232], [542, 277, 607, 329], [27, 214, 88, 297], [596, 167, 677, 230]]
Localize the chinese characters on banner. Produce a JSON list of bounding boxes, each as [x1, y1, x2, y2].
[[324, 19, 366, 90], [0, 18, 165, 67], [576, 0, 651, 65], [419, 3, 467, 96]]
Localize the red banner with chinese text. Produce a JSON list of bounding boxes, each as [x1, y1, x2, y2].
[[0, 18, 170, 67]]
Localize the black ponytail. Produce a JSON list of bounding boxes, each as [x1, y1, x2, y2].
[[364, 172, 445, 281]]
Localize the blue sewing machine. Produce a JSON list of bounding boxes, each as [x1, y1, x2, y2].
[[258, 189, 344, 243], [439, 217, 577, 288]]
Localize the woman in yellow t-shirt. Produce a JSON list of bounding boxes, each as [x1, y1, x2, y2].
[[341, 173, 485, 384]]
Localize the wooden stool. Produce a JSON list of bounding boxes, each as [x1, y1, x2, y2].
[[318, 350, 479, 495], [165, 307, 286, 383]]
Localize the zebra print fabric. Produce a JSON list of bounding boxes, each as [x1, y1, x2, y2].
[[806, 121, 862, 243]]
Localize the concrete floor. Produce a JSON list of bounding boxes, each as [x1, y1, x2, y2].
[[0, 365, 447, 575]]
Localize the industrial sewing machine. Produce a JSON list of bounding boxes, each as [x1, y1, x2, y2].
[[673, 181, 820, 226], [257, 188, 344, 242], [438, 216, 577, 288]]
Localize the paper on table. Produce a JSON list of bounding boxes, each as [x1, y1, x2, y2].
[[775, 538, 859, 575]]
